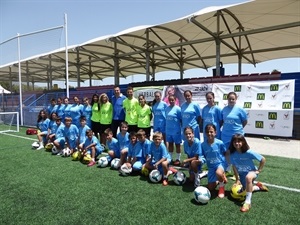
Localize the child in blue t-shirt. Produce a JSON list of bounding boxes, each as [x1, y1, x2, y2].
[[36, 109, 50, 150], [182, 126, 205, 187], [51, 117, 66, 152], [117, 122, 130, 167], [83, 129, 103, 167], [126, 131, 144, 171], [105, 128, 120, 165], [201, 124, 227, 198], [78, 116, 90, 151], [144, 131, 174, 186], [62, 117, 79, 155], [229, 134, 268, 213]]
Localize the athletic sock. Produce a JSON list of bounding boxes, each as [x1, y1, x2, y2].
[[176, 153, 181, 161], [245, 192, 252, 204]]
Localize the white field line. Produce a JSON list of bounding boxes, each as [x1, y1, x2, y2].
[[0, 132, 37, 141], [2, 132, 300, 193]]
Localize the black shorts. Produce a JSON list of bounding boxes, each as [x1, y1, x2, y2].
[[100, 123, 112, 134]]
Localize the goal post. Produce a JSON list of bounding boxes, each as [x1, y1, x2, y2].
[[0, 112, 19, 133]]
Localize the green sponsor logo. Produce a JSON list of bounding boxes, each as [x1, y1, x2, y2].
[[234, 85, 242, 92], [243, 102, 252, 108], [214, 101, 219, 106], [270, 84, 279, 91], [255, 121, 264, 128], [268, 112, 277, 120], [256, 93, 265, 100], [223, 94, 228, 100], [282, 102, 292, 109]]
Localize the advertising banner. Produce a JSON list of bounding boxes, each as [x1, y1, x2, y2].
[[212, 80, 295, 137]]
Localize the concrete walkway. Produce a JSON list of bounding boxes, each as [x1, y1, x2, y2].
[[245, 137, 300, 159]]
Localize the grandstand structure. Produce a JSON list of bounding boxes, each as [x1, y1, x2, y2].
[[0, 0, 299, 138]]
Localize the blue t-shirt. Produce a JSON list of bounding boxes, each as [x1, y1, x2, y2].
[[112, 94, 126, 120], [55, 123, 65, 139], [230, 149, 263, 174], [37, 118, 50, 132], [64, 104, 72, 120], [47, 105, 57, 116], [165, 105, 181, 135], [107, 137, 120, 154], [49, 120, 57, 135], [63, 124, 79, 142], [202, 104, 222, 139], [149, 142, 170, 163], [78, 125, 90, 144], [152, 101, 168, 130], [221, 105, 247, 145], [181, 102, 201, 129], [117, 132, 130, 150], [55, 104, 65, 121], [201, 138, 226, 168], [128, 141, 143, 159], [139, 139, 152, 158], [84, 136, 102, 151], [70, 104, 83, 127], [82, 105, 92, 127], [183, 137, 203, 159]]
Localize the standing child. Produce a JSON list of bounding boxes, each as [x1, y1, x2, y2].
[[82, 129, 104, 167], [229, 134, 268, 212], [182, 126, 205, 187], [152, 91, 167, 142], [117, 121, 130, 167], [165, 95, 182, 165], [105, 128, 120, 164], [201, 124, 227, 198], [36, 109, 50, 150], [144, 132, 173, 186], [63, 117, 79, 156], [47, 112, 58, 143]]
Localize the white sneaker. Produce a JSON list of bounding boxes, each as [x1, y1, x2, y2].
[[194, 175, 201, 187], [56, 151, 63, 156], [36, 145, 44, 150], [199, 170, 208, 179]]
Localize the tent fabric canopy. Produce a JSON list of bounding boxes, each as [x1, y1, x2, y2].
[[0, 85, 11, 93], [0, 0, 299, 85]]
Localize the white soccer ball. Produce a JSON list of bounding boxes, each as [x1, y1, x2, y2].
[[149, 169, 162, 183], [194, 186, 211, 204], [110, 158, 120, 169], [62, 148, 71, 157], [119, 164, 132, 176], [31, 141, 40, 149], [51, 146, 59, 155], [173, 171, 187, 185], [98, 156, 109, 168]]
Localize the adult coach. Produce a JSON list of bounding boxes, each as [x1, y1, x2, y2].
[[123, 86, 139, 133], [111, 86, 126, 138]]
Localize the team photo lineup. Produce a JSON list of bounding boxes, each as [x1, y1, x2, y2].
[[32, 85, 268, 212]]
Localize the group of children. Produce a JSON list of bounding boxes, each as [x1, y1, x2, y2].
[[35, 107, 268, 213]]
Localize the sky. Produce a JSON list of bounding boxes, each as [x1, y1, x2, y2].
[[1, 0, 299, 88]]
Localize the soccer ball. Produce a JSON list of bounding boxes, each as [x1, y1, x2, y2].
[[82, 154, 92, 164], [110, 158, 120, 169], [45, 143, 54, 152], [194, 186, 211, 204], [119, 164, 132, 176], [62, 148, 71, 157], [173, 171, 187, 185], [230, 184, 246, 201], [98, 156, 109, 168], [149, 169, 162, 183], [141, 167, 149, 177], [31, 141, 40, 149], [51, 146, 59, 155]]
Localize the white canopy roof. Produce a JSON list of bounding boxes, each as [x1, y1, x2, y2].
[[0, 85, 11, 94], [0, 0, 299, 85]]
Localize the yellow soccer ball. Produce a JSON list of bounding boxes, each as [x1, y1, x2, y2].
[[141, 167, 149, 177], [230, 184, 246, 201], [72, 151, 79, 161]]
